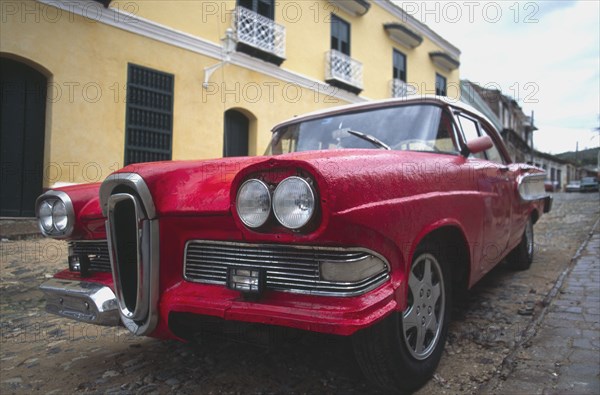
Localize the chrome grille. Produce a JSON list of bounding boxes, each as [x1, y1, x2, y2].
[[100, 172, 159, 336], [69, 240, 111, 272], [184, 241, 389, 296]]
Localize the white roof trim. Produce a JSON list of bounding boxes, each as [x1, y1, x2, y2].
[[37, 0, 366, 104]]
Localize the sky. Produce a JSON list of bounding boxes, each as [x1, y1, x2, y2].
[[395, 0, 600, 154]]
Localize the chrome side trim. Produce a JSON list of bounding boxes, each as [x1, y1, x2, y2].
[[40, 278, 120, 326], [35, 190, 75, 238], [517, 173, 549, 201], [100, 173, 156, 219]]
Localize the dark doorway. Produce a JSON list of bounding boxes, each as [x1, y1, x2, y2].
[[0, 58, 47, 217], [223, 109, 249, 157]]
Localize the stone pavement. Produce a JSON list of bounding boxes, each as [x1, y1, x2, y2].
[[1, 193, 598, 394], [0, 218, 38, 240], [490, 224, 600, 394]]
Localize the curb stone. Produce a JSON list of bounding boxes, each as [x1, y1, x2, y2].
[[480, 218, 600, 393]]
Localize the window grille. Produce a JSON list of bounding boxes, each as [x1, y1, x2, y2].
[[124, 64, 174, 165]]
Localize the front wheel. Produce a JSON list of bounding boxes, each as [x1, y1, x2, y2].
[[506, 217, 534, 271], [352, 242, 452, 393]]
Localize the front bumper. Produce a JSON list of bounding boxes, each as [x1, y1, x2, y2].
[[40, 278, 120, 326], [161, 280, 399, 336]]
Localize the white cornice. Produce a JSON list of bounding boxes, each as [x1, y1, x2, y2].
[[378, 1, 461, 59], [37, 0, 365, 104]]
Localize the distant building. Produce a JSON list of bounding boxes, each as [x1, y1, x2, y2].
[[460, 80, 587, 190], [461, 80, 536, 163]]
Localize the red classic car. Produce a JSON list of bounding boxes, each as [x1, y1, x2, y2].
[[37, 97, 551, 392]]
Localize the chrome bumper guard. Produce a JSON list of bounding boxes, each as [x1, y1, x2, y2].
[[40, 278, 120, 326]]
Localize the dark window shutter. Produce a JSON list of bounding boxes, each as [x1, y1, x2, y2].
[[124, 64, 174, 165]]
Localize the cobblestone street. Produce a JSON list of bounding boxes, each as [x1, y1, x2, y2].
[[1, 192, 599, 394]]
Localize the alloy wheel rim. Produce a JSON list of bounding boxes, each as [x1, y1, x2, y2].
[[402, 253, 445, 360]]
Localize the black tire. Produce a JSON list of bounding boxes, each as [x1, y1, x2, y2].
[[506, 217, 534, 271], [352, 241, 452, 393]]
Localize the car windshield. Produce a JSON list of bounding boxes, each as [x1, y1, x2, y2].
[[265, 104, 458, 155]]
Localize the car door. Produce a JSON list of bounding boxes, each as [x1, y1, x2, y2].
[[456, 114, 514, 274]]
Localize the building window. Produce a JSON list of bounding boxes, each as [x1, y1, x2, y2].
[[331, 14, 350, 55], [391, 49, 409, 97], [238, 0, 274, 19], [435, 73, 446, 96], [393, 49, 406, 82], [124, 64, 174, 165], [326, 14, 362, 94], [435, 73, 447, 96]]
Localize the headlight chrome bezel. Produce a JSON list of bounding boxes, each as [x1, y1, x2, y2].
[[35, 191, 75, 238]]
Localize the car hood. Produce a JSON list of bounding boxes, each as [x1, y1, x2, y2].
[[107, 149, 469, 217]]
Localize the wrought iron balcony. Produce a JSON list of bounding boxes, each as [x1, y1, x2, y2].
[[234, 6, 286, 65], [325, 49, 363, 94], [391, 79, 416, 98]]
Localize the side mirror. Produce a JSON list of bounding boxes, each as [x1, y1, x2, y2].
[[464, 135, 493, 156]]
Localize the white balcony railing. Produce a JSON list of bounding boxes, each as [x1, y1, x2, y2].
[[234, 6, 285, 59], [325, 49, 363, 90], [391, 79, 417, 98]]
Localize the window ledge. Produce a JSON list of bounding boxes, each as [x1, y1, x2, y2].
[[430, 51, 460, 71], [329, 0, 371, 16], [384, 23, 423, 48]]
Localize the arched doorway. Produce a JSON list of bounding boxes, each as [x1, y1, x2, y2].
[[0, 57, 47, 217], [223, 109, 249, 157]]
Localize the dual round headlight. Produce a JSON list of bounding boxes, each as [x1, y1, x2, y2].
[[237, 179, 271, 228], [36, 192, 73, 237], [236, 176, 316, 230]]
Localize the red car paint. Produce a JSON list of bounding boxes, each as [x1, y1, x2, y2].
[[43, 98, 548, 339]]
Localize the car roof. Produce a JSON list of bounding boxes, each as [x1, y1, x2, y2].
[[271, 95, 493, 132]]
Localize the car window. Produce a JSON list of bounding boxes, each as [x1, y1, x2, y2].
[[433, 110, 459, 152], [479, 124, 504, 164], [267, 104, 459, 155], [457, 115, 505, 163], [457, 115, 485, 160]]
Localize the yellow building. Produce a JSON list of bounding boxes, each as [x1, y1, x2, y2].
[[0, 0, 460, 216]]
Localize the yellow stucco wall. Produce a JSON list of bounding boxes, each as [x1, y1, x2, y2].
[[133, 0, 460, 98], [1, 0, 460, 186]]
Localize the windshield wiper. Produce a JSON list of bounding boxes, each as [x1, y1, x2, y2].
[[341, 128, 391, 150]]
